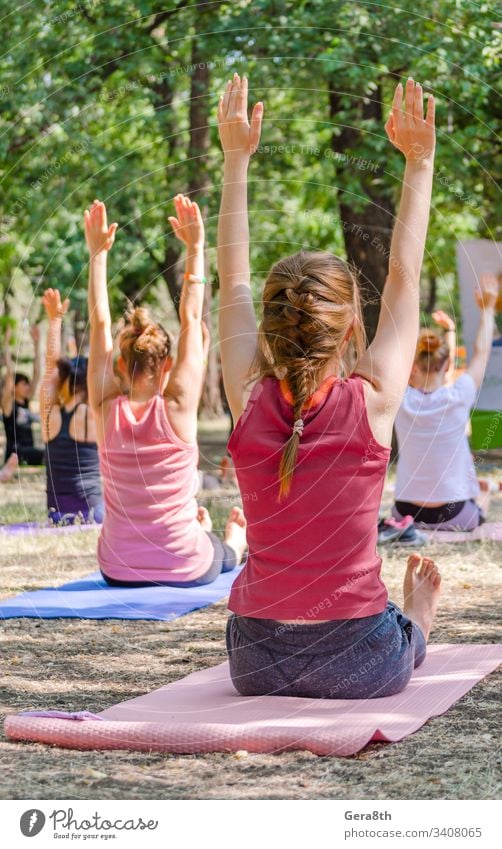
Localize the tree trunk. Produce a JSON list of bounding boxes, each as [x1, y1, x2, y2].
[[149, 71, 183, 316], [338, 200, 394, 342], [329, 82, 395, 343], [186, 30, 223, 417], [426, 275, 437, 314]]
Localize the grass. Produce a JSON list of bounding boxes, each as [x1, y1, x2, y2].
[[0, 439, 501, 800]]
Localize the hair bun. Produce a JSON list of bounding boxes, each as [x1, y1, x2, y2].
[[125, 305, 151, 335], [119, 304, 172, 378], [417, 331, 441, 353]]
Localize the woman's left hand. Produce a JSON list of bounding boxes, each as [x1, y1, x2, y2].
[[168, 194, 204, 251], [41, 288, 70, 321], [432, 310, 455, 331]]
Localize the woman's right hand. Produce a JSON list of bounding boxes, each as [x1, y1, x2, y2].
[[217, 73, 263, 159], [41, 288, 70, 321], [475, 273, 498, 310]]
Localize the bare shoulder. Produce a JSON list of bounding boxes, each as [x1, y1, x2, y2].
[[353, 371, 396, 450]]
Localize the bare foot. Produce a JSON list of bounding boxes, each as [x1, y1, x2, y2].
[[197, 506, 212, 532], [224, 506, 247, 563], [403, 553, 441, 641], [0, 453, 18, 483]]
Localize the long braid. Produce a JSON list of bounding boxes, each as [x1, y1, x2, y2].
[[278, 361, 311, 500], [252, 250, 367, 501]]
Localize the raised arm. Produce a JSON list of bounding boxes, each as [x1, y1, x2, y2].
[[165, 195, 206, 443], [357, 79, 436, 410], [39, 289, 69, 441], [83, 200, 119, 417], [217, 73, 263, 423], [28, 324, 42, 400], [1, 324, 15, 416], [432, 310, 456, 386], [466, 273, 497, 389]]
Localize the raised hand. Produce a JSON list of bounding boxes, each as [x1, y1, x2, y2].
[[41, 288, 70, 321], [432, 310, 455, 331], [30, 324, 41, 345], [168, 194, 204, 251], [84, 200, 118, 257], [217, 73, 263, 158], [474, 272, 498, 310], [385, 78, 435, 163]]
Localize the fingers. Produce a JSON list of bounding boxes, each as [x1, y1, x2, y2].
[[249, 101, 263, 153], [98, 201, 107, 229], [384, 113, 395, 142], [228, 72, 241, 117], [222, 78, 232, 117], [425, 94, 435, 126], [391, 81, 403, 114], [237, 74, 248, 115], [404, 77, 414, 118], [413, 81, 423, 121], [191, 200, 202, 225], [167, 216, 181, 240]]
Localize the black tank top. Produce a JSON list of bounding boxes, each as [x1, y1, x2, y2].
[[3, 399, 34, 458], [45, 404, 102, 515]]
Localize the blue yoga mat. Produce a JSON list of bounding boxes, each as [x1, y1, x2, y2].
[[0, 567, 242, 621]]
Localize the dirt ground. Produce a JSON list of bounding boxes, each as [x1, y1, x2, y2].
[[0, 426, 501, 800]]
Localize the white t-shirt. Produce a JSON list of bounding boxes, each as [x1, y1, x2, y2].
[[394, 373, 480, 503]]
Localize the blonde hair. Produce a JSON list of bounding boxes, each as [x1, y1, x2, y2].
[[252, 250, 366, 500], [414, 329, 450, 374], [119, 306, 172, 379]]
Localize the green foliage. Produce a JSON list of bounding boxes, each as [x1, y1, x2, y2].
[[0, 0, 499, 331]]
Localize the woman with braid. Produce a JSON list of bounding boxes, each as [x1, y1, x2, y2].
[[217, 74, 441, 699]]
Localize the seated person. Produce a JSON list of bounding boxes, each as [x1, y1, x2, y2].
[[1, 323, 44, 474], [84, 195, 246, 586], [393, 274, 498, 530], [40, 288, 103, 524]]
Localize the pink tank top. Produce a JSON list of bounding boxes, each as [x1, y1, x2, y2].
[[98, 395, 212, 582], [227, 375, 390, 620]]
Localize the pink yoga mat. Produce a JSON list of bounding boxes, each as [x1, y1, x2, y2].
[[5, 644, 501, 757], [424, 522, 502, 543]]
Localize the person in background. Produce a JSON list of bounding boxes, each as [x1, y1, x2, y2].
[[1, 322, 43, 481], [39, 288, 103, 524], [393, 273, 498, 530], [85, 194, 246, 587]]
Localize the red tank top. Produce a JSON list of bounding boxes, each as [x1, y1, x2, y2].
[[227, 374, 390, 621]]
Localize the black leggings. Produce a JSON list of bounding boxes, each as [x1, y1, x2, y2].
[[101, 532, 237, 588], [5, 445, 45, 465]]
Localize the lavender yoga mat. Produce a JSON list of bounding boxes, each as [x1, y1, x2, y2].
[[423, 522, 502, 544], [0, 566, 242, 621], [0, 521, 101, 536], [5, 644, 501, 757]]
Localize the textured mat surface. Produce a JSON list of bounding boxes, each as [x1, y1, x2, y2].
[[0, 521, 100, 536], [5, 644, 501, 756], [0, 567, 241, 621], [423, 522, 502, 543]]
